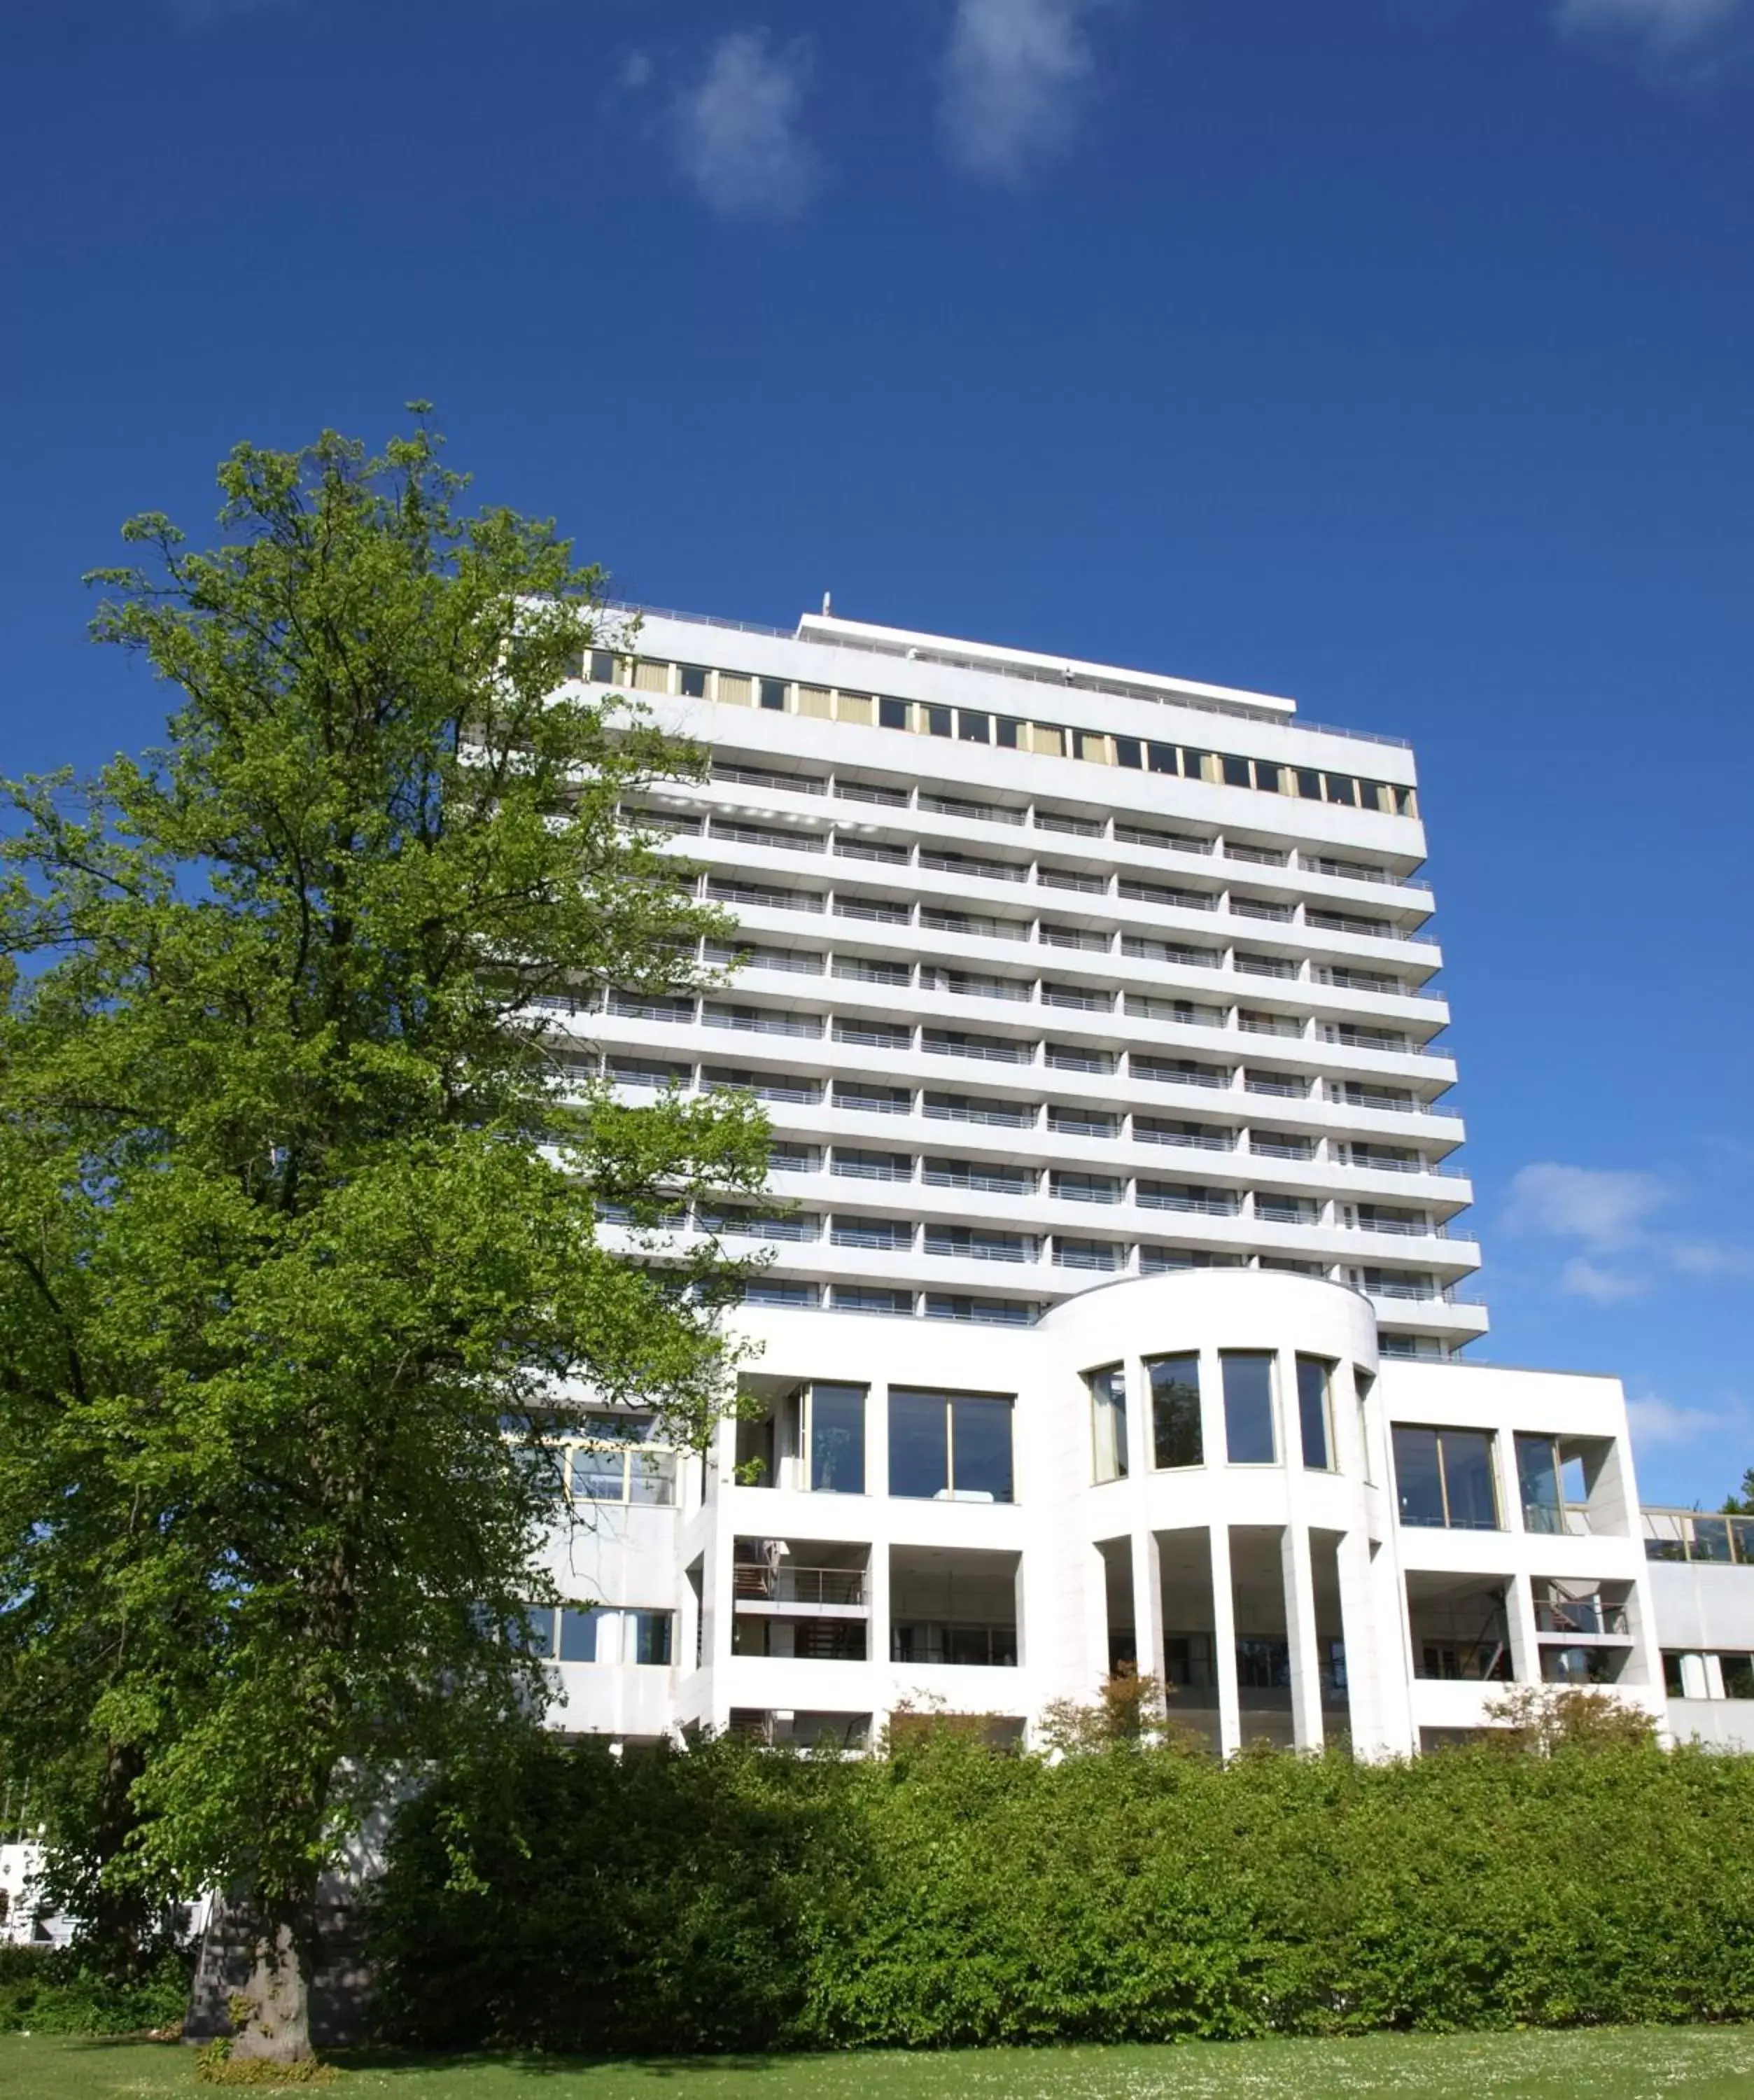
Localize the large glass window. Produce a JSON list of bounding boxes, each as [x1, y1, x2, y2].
[[570, 1415, 678, 1506], [1089, 1366, 1128, 1483], [1221, 1351, 1277, 1465], [625, 1610, 674, 1667], [558, 1606, 605, 1662], [889, 1390, 1015, 1502], [1515, 1434, 1592, 1534], [1392, 1426, 1500, 1530], [1296, 1357, 1333, 1471], [1147, 1353, 1203, 1469], [810, 1382, 867, 1494]]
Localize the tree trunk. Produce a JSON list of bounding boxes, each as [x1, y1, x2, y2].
[[230, 1902, 314, 2065]]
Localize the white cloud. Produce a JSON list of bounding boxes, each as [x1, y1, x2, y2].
[[1627, 1393, 1738, 1448], [1503, 1162, 1669, 1252], [1559, 1256, 1647, 1303], [1555, 0, 1746, 49], [673, 31, 816, 220], [939, 0, 1104, 183], [1670, 1240, 1754, 1278]]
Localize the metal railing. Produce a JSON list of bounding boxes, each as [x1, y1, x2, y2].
[[1413, 1639, 1513, 1683], [1534, 1598, 1629, 1637], [734, 1565, 869, 1606]]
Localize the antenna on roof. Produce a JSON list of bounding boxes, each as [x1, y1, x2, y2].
[[822, 591, 833, 617]]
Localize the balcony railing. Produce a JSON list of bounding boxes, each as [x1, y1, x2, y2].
[[1534, 1598, 1629, 1638], [734, 1566, 869, 1607], [1412, 1639, 1513, 1682]]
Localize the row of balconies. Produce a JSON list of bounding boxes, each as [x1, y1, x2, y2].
[[636, 799, 1435, 927], [668, 759, 1431, 903]]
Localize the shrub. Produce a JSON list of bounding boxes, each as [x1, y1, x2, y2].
[[0, 1940, 192, 2034], [365, 1730, 1754, 2053]]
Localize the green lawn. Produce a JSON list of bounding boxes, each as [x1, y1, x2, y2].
[[10, 2029, 1754, 2100]]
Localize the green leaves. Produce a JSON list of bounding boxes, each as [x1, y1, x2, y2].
[[0, 416, 769, 1973]]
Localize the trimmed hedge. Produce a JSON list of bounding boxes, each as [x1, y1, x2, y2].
[[365, 1732, 1754, 2053]]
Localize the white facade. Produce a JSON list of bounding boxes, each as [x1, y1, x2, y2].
[[522, 608, 1746, 1756]]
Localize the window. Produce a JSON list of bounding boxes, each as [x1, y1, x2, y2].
[[1147, 1353, 1202, 1469], [1297, 1357, 1333, 1471], [759, 678, 787, 710], [589, 649, 617, 683], [1723, 1655, 1754, 1700], [558, 1606, 606, 1662], [1662, 1651, 1689, 1698], [679, 664, 708, 698], [959, 709, 992, 742], [1392, 1427, 1500, 1530], [1515, 1434, 1592, 1534], [810, 1383, 866, 1494], [1221, 1351, 1277, 1464], [626, 1610, 674, 1666], [568, 1418, 680, 1507], [889, 1389, 1014, 1502], [1090, 1366, 1128, 1482]]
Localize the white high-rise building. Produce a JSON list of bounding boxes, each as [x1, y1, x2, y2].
[[521, 608, 1742, 1761]]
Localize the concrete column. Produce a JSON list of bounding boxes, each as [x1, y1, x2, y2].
[[1335, 1526, 1387, 1755], [1282, 1522, 1324, 1751], [868, 1540, 892, 1688], [1506, 1573, 1541, 1688], [1079, 1541, 1111, 1695], [1130, 1527, 1165, 1686], [1209, 1524, 1242, 1756]]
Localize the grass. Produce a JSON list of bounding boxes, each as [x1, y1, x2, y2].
[[10, 2029, 1754, 2100]]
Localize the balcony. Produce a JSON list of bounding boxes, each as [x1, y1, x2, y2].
[[734, 1563, 869, 1609], [1643, 1508, 1754, 1564]]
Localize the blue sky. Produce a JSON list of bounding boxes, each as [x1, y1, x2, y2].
[[1, 0, 1750, 1504]]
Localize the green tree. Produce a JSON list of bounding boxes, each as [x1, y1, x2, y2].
[[0, 415, 768, 2064], [1722, 1470, 1754, 1517]]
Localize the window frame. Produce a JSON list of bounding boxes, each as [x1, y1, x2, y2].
[[1219, 1349, 1279, 1466], [1146, 1351, 1204, 1470], [1296, 1355, 1335, 1471], [1391, 1424, 1502, 1532], [1088, 1364, 1129, 1483], [887, 1387, 1016, 1504]]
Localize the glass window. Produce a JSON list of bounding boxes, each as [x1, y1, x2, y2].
[[925, 706, 953, 738], [1355, 1367, 1375, 1483], [1089, 1366, 1128, 1483], [890, 1390, 1013, 1501], [1663, 1651, 1688, 1698], [558, 1606, 605, 1662], [758, 678, 787, 710], [589, 649, 617, 683], [1222, 755, 1251, 789], [953, 1395, 1014, 1502], [625, 1611, 673, 1667], [1691, 1517, 1733, 1564], [1722, 1654, 1754, 1700], [958, 710, 992, 743], [1295, 768, 1321, 799], [627, 1448, 679, 1506], [995, 716, 1023, 748], [514, 1604, 556, 1659], [1221, 1351, 1277, 1465], [679, 664, 708, 698], [889, 1389, 948, 1499], [1516, 1434, 1563, 1532], [1391, 1427, 1445, 1526], [1297, 1357, 1333, 1470], [1115, 737, 1142, 769], [1147, 1353, 1203, 1469], [570, 1446, 627, 1502], [878, 696, 908, 729], [1181, 748, 1209, 780], [811, 1382, 867, 1494], [1147, 742, 1178, 774], [1393, 1426, 1500, 1530]]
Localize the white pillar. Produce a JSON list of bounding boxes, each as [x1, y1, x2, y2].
[[1282, 1522, 1324, 1750], [1209, 1524, 1242, 1756], [1130, 1527, 1165, 1687], [1506, 1573, 1541, 1688]]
